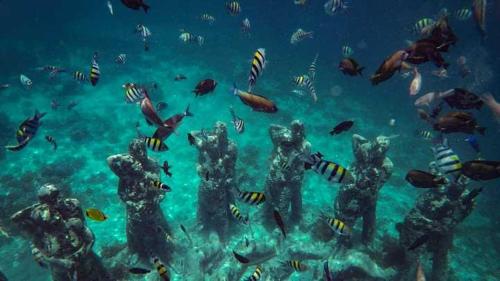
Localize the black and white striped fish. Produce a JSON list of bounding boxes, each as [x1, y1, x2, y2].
[[229, 106, 245, 134], [123, 83, 146, 103], [89, 53, 100, 86], [246, 266, 263, 281], [226, 1, 241, 16], [16, 110, 46, 143], [144, 137, 168, 152], [136, 24, 151, 50], [200, 13, 216, 24], [290, 28, 314, 44], [326, 216, 351, 236], [303, 152, 354, 184], [241, 18, 251, 33], [248, 48, 266, 91], [341, 45, 353, 57], [115, 54, 127, 64], [236, 189, 266, 205], [455, 8, 472, 21], [152, 180, 171, 192], [431, 138, 462, 176], [73, 71, 87, 82], [284, 260, 308, 271], [324, 0, 348, 15], [308, 53, 319, 80], [293, 75, 317, 102], [45, 135, 57, 150], [229, 203, 249, 224]]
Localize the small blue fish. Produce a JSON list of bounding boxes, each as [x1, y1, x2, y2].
[[464, 135, 480, 154]]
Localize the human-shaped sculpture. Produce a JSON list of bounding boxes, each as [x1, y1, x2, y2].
[[107, 138, 171, 263], [334, 134, 393, 244], [263, 120, 310, 227], [10, 184, 111, 281]]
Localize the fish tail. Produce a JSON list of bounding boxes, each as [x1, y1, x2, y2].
[[35, 110, 47, 120], [184, 104, 193, 117]]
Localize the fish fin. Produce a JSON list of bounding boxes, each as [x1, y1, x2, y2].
[[229, 83, 238, 96], [184, 104, 193, 117], [35, 110, 47, 120]]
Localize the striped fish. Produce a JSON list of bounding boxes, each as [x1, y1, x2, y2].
[[115, 54, 127, 64], [326, 217, 351, 236], [124, 83, 146, 103], [290, 28, 314, 44], [308, 53, 319, 80], [200, 13, 216, 24], [248, 48, 266, 91], [237, 189, 266, 205], [285, 260, 308, 272], [304, 152, 354, 184], [324, 0, 347, 15], [293, 75, 317, 102], [431, 138, 462, 175], [73, 71, 87, 82], [31, 246, 47, 268], [246, 266, 263, 281], [45, 135, 57, 150], [241, 18, 251, 33], [412, 18, 435, 35], [416, 129, 433, 140], [229, 203, 249, 224], [341, 45, 353, 57], [144, 137, 168, 152], [226, 1, 241, 16], [153, 257, 170, 281], [455, 8, 472, 21], [16, 110, 46, 143], [89, 53, 100, 86], [152, 180, 171, 192], [229, 106, 245, 134]]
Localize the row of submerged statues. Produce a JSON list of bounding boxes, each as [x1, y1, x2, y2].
[[4, 120, 476, 281]]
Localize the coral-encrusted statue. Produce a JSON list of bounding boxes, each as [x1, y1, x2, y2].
[[11, 184, 111, 281], [334, 134, 393, 244], [263, 120, 310, 228], [107, 138, 171, 263]]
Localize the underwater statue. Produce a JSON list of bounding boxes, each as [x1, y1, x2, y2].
[[334, 134, 393, 245], [10, 184, 111, 281], [263, 120, 310, 228], [107, 138, 171, 263], [190, 122, 237, 241], [396, 175, 476, 281]]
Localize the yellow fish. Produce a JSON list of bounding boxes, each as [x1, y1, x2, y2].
[[85, 208, 107, 221]]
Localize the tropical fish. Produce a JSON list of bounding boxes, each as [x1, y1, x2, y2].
[[15, 110, 46, 144], [431, 138, 463, 176], [461, 160, 500, 181], [236, 189, 266, 205], [152, 105, 193, 140], [140, 97, 164, 127], [73, 71, 87, 82], [431, 67, 448, 79], [107, 1, 114, 15], [433, 112, 486, 135], [248, 48, 266, 91], [179, 31, 204, 46], [246, 266, 263, 281], [19, 74, 32, 89], [409, 68, 422, 96], [341, 45, 353, 57], [180, 224, 193, 246], [229, 106, 245, 134], [273, 209, 286, 238], [442, 88, 483, 110], [231, 85, 277, 113], [326, 216, 351, 236], [193, 79, 217, 96], [45, 135, 57, 150], [455, 8, 472, 21], [129, 267, 151, 275], [152, 257, 170, 281], [152, 180, 171, 192], [124, 83, 146, 103], [121, 0, 150, 13], [408, 234, 430, 251], [85, 208, 107, 221], [229, 204, 249, 224], [293, 75, 317, 102], [115, 54, 126, 64], [144, 137, 168, 152], [405, 170, 447, 188], [303, 152, 354, 184], [284, 260, 307, 272], [162, 161, 172, 177], [324, 0, 347, 15], [89, 53, 100, 86], [415, 129, 433, 140], [233, 250, 250, 264], [290, 28, 314, 45], [370, 50, 409, 85], [411, 18, 435, 36], [330, 120, 354, 135], [308, 53, 319, 80], [472, 0, 487, 38], [226, 1, 241, 16], [339, 58, 364, 76], [241, 18, 251, 34], [464, 135, 480, 154], [136, 24, 151, 50], [200, 13, 215, 25]]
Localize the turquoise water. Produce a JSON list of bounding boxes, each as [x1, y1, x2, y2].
[[0, 1, 499, 280]]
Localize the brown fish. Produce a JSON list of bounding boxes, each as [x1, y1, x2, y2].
[[339, 58, 364, 76], [433, 111, 486, 135], [140, 96, 164, 127], [462, 160, 500, 181], [405, 39, 449, 68], [428, 16, 458, 52], [193, 79, 217, 96], [231, 85, 277, 113], [121, 0, 150, 12], [273, 209, 286, 238], [370, 50, 409, 85], [472, 0, 487, 38], [406, 170, 447, 188]]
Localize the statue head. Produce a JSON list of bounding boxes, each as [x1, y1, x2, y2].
[[37, 184, 61, 205]]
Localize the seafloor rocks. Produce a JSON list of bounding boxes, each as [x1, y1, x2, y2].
[[396, 176, 475, 281], [107, 138, 171, 263], [329, 249, 395, 280], [334, 134, 394, 244], [10, 184, 111, 281], [263, 120, 310, 228], [191, 122, 237, 241]]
